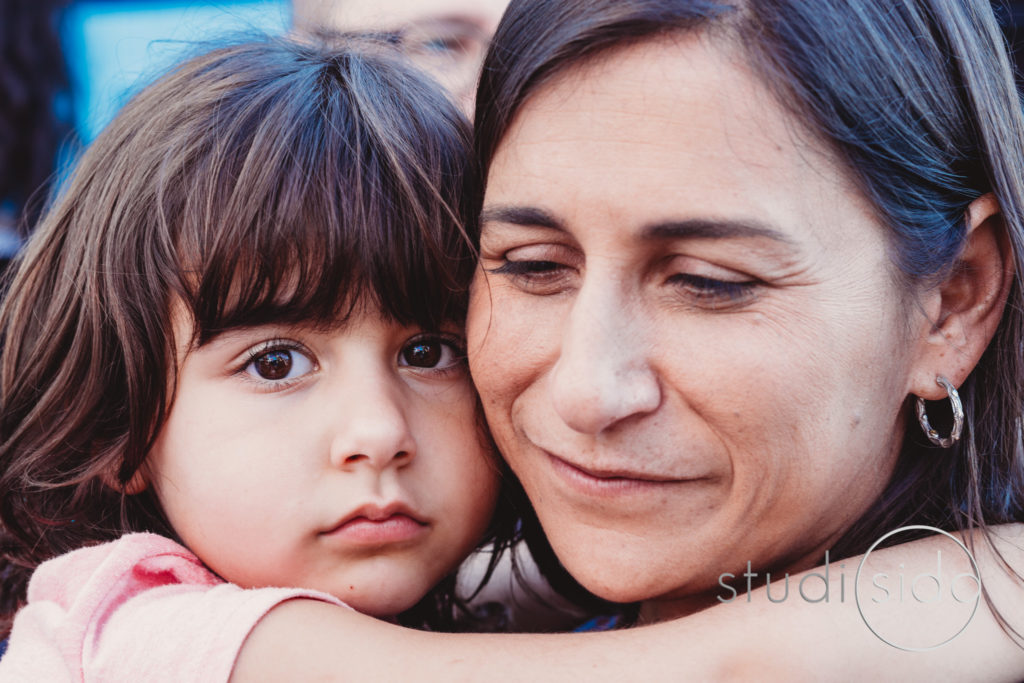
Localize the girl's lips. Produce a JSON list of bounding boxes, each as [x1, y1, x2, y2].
[[324, 513, 428, 545], [321, 502, 429, 545]]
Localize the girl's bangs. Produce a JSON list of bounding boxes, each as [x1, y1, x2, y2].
[[182, 186, 470, 344]]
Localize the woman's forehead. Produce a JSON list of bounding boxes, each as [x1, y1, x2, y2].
[[484, 35, 873, 253]]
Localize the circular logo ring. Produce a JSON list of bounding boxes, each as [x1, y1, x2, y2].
[[854, 525, 982, 652]]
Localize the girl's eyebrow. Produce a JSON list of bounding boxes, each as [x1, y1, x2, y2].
[[194, 322, 325, 350]]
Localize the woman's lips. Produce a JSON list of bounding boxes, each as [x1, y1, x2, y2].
[[544, 450, 701, 496], [321, 503, 428, 545]]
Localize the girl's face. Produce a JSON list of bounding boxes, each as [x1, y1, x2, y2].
[[467, 36, 935, 617], [145, 307, 498, 617]]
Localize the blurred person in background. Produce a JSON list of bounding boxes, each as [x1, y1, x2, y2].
[[291, 0, 509, 113]]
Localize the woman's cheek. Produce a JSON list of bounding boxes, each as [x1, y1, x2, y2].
[[470, 278, 556, 386]]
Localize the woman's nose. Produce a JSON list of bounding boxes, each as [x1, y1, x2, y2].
[[548, 285, 661, 435], [328, 377, 417, 471]]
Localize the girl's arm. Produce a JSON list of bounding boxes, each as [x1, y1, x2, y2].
[[232, 525, 1024, 681]]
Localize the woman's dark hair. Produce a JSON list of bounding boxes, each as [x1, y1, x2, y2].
[[0, 35, 508, 634], [474, 0, 1024, 624]]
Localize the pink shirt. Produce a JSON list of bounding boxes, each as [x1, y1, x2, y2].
[[0, 532, 344, 682]]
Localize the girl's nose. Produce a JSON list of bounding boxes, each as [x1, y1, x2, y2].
[[548, 284, 662, 435], [328, 378, 417, 472]]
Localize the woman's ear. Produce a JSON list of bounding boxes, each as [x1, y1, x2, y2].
[[909, 193, 1015, 399]]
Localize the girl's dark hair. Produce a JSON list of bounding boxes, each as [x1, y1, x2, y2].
[[474, 0, 1024, 622], [0, 36, 505, 634]]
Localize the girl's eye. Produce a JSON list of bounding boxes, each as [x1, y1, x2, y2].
[[669, 273, 756, 308], [243, 344, 315, 383], [399, 335, 465, 370]]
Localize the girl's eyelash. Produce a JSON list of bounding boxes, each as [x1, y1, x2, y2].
[[406, 332, 467, 355], [440, 332, 467, 356], [239, 338, 305, 367]]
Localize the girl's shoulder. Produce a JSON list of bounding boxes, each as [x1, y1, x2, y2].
[[1, 532, 343, 682], [27, 532, 220, 603]]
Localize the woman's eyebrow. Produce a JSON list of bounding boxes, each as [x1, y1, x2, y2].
[[480, 207, 794, 248], [641, 218, 795, 245], [479, 205, 565, 232]]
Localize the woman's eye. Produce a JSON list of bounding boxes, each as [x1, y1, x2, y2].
[[493, 260, 561, 275], [488, 259, 572, 293], [399, 336, 464, 370], [669, 273, 756, 307], [243, 345, 315, 382]]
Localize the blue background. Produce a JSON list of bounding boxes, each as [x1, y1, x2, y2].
[[63, 1, 289, 141]]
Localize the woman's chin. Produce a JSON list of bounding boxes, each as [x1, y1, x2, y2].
[[556, 550, 701, 607]]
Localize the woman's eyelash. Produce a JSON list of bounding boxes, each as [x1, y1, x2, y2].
[[489, 258, 756, 307], [670, 274, 756, 302], [488, 260, 564, 276], [487, 259, 573, 295]]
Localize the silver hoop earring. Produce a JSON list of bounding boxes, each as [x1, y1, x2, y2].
[[915, 375, 963, 448]]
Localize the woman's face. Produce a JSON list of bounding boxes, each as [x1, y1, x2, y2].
[[467, 36, 932, 616]]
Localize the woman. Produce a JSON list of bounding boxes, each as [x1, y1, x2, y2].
[[467, 0, 1024, 627], [235, 1, 1024, 678]]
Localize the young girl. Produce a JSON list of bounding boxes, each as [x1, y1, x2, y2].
[[0, 35, 515, 678]]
